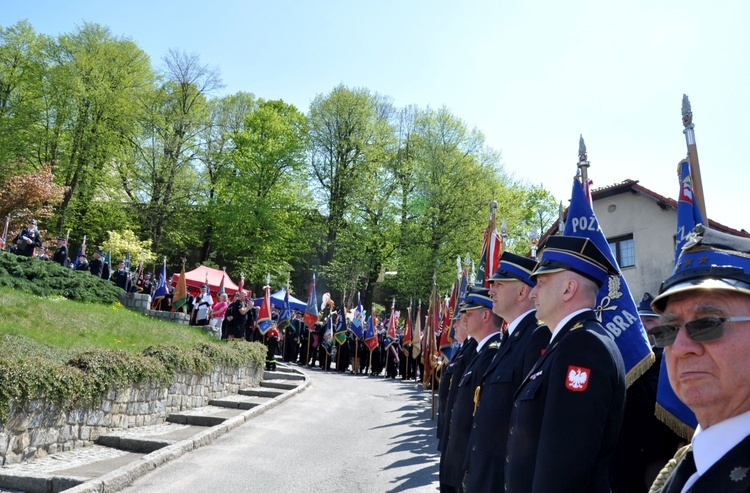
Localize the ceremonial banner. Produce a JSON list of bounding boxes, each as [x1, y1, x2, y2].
[[384, 300, 398, 349], [350, 294, 364, 339], [303, 275, 319, 329], [150, 257, 168, 309], [172, 264, 188, 311], [411, 302, 422, 360], [364, 311, 379, 351], [402, 304, 413, 348], [334, 304, 348, 345], [655, 159, 700, 439], [278, 288, 291, 333], [563, 179, 654, 386], [257, 285, 272, 335], [475, 206, 502, 287]]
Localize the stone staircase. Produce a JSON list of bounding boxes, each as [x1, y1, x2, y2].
[[0, 366, 308, 493]]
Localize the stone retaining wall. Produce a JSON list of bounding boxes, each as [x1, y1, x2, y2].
[[0, 364, 262, 466], [119, 292, 190, 324]]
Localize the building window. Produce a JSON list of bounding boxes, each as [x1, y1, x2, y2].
[[608, 235, 635, 268]]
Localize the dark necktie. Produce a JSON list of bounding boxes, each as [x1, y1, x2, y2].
[[665, 448, 696, 493], [500, 330, 509, 344]]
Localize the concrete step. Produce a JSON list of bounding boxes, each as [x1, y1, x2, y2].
[[262, 370, 305, 381], [260, 380, 300, 390], [208, 394, 269, 410], [239, 388, 284, 398], [166, 405, 245, 427]]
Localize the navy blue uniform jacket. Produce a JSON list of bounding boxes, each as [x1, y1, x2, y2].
[[464, 312, 550, 493], [505, 310, 626, 493]]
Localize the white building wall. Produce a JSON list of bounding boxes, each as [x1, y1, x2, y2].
[[593, 191, 677, 300]]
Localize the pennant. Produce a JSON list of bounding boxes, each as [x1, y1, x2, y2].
[[334, 304, 348, 345], [655, 159, 700, 439], [402, 304, 413, 348], [475, 209, 502, 287], [172, 264, 188, 311], [72, 235, 86, 269], [350, 293, 364, 339], [438, 292, 455, 360], [322, 317, 333, 354], [218, 269, 226, 296], [364, 310, 379, 351], [411, 302, 422, 360], [150, 257, 168, 309], [563, 179, 654, 386], [384, 300, 398, 349], [303, 274, 319, 329], [257, 284, 273, 335], [277, 288, 292, 333]]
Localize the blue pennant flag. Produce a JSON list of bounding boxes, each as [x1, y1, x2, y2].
[[655, 159, 700, 439], [150, 257, 168, 309], [350, 296, 364, 339], [278, 288, 292, 333], [563, 179, 654, 385]]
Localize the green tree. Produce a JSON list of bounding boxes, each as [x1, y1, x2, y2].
[[211, 98, 309, 287], [307, 85, 395, 294]]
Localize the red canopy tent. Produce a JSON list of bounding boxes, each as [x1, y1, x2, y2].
[[170, 265, 241, 295]]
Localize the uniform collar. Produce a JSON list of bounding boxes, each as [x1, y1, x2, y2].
[[550, 308, 591, 343], [692, 409, 750, 478], [507, 309, 536, 337]]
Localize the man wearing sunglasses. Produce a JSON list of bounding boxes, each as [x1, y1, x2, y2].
[[505, 235, 626, 493], [649, 225, 750, 493]]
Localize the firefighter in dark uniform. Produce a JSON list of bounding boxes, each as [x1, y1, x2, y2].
[[505, 235, 626, 493], [74, 253, 89, 271], [13, 219, 43, 257], [464, 252, 550, 493], [88, 249, 104, 277], [648, 226, 750, 493], [437, 311, 474, 455], [441, 286, 503, 493], [52, 236, 69, 267]]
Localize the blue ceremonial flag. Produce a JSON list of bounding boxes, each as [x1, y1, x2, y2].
[[278, 288, 291, 333], [364, 312, 379, 351], [674, 158, 705, 262], [655, 159, 700, 439], [150, 257, 168, 309], [563, 179, 654, 385], [350, 294, 364, 339], [257, 285, 273, 335]]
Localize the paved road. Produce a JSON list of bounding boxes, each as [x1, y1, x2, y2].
[[120, 368, 440, 493]]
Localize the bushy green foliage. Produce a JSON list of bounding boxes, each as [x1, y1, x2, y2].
[[0, 252, 122, 304], [0, 333, 265, 426]]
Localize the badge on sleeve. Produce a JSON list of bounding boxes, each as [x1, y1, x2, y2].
[[565, 366, 590, 392]]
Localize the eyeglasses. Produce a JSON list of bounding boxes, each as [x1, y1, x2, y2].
[[647, 316, 750, 348]]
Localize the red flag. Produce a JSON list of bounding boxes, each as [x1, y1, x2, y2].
[[303, 275, 319, 329], [402, 304, 413, 347], [257, 284, 273, 335]]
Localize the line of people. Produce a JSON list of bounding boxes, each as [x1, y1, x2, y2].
[[437, 239, 685, 493]]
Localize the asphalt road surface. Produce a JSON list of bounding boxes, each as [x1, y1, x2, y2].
[[120, 367, 440, 493]]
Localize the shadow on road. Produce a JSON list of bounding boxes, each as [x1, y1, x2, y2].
[[371, 379, 440, 492]]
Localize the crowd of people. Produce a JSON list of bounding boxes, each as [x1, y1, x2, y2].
[[432, 229, 750, 493]]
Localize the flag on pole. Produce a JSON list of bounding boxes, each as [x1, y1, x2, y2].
[[322, 316, 333, 355], [654, 159, 701, 439], [278, 288, 291, 333], [422, 285, 438, 389], [103, 250, 112, 281], [364, 310, 379, 351], [172, 263, 188, 311], [257, 284, 273, 335], [350, 293, 364, 339], [218, 268, 226, 296], [334, 304, 348, 345], [412, 302, 422, 360], [384, 299, 398, 349], [402, 303, 413, 348], [73, 235, 86, 269], [303, 274, 319, 329], [438, 291, 455, 359], [563, 178, 654, 386], [475, 202, 503, 287], [150, 257, 168, 309]]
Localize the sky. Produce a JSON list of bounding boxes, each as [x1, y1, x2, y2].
[[4, 0, 749, 231]]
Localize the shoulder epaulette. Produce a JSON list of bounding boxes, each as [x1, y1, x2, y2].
[[570, 322, 584, 331]]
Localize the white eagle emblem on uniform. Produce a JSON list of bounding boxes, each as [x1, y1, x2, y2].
[[566, 365, 590, 392]]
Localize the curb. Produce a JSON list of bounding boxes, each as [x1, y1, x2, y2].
[[53, 368, 310, 493]]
